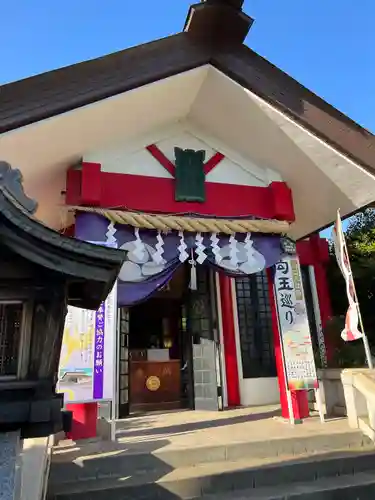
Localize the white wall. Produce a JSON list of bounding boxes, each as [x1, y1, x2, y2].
[[238, 377, 280, 407], [84, 124, 281, 187]]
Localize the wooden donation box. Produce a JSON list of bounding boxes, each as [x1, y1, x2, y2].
[[0, 162, 125, 438], [130, 349, 181, 411]]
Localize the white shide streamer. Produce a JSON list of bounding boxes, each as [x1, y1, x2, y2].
[[210, 232, 222, 264], [229, 235, 239, 267], [105, 221, 118, 246], [195, 232, 207, 264], [133, 227, 147, 261], [177, 231, 189, 262], [244, 232, 254, 262], [153, 231, 165, 264]]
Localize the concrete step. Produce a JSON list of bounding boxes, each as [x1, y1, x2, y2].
[[206, 472, 375, 499], [49, 429, 371, 486], [48, 448, 375, 499]]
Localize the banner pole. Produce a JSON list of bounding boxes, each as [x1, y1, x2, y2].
[[339, 210, 373, 369]]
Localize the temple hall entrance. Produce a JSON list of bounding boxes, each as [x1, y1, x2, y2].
[[117, 265, 224, 418]]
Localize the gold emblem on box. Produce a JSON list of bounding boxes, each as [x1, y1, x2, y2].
[[146, 375, 161, 391]]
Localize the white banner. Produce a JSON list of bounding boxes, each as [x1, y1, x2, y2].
[[332, 210, 362, 341], [57, 284, 117, 403], [274, 255, 318, 391]]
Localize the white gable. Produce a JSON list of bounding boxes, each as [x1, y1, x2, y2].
[[85, 145, 174, 179], [83, 124, 282, 187]]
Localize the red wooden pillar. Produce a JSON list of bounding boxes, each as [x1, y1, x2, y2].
[[297, 236, 333, 362], [218, 273, 241, 407], [267, 268, 309, 420], [309, 235, 333, 360]]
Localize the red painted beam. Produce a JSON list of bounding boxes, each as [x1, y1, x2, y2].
[[312, 234, 330, 263], [297, 237, 330, 267], [81, 162, 102, 206], [296, 240, 314, 266], [203, 152, 225, 175], [146, 144, 225, 177], [269, 181, 295, 221], [66, 168, 82, 206], [146, 144, 175, 177], [101, 173, 294, 219], [65, 169, 295, 222]]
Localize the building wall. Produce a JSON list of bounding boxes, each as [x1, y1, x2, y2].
[[70, 124, 301, 410], [83, 127, 281, 187], [68, 123, 295, 222], [71, 126, 333, 410]]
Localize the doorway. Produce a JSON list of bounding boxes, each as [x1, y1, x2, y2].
[[129, 295, 191, 413], [117, 265, 224, 418]]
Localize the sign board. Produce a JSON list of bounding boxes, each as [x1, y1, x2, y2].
[[274, 255, 318, 391], [57, 283, 117, 403]]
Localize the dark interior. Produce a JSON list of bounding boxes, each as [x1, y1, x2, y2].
[[129, 298, 183, 359], [125, 265, 193, 414]]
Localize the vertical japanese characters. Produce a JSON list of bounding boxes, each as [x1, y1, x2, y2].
[[274, 256, 318, 391], [276, 260, 295, 327], [93, 302, 105, 399]]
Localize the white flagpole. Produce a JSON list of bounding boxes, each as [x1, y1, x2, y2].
[[338, 209, 373, 369]]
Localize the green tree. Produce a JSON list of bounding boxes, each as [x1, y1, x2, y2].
[[327, 208, 375, 347]]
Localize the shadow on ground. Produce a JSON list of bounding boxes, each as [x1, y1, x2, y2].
[[116, 408, 281, 439]]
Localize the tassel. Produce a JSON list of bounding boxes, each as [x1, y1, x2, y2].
[[189, 249, 197, 290]]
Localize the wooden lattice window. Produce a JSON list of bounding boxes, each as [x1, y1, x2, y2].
[[235, 272, 276, 379], [0, 302, 24, 377]]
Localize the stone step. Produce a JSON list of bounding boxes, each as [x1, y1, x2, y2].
[[48, 448, 375, 499], [49, 429, 371, 486], [206, 472, 375, 499]]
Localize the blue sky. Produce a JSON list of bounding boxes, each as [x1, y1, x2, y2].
[[1, 1, 373, 238]]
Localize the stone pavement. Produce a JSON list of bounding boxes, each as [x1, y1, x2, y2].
[[115, 405, 353, 448], [50, 407, 375, 499], [53, 405, 357, 461]]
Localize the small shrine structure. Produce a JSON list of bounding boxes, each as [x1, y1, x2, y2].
[[0, 162, 124, 498]]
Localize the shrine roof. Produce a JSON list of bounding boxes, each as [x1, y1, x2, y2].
[[0, 1, 374, 177], [0, 162, 125, 309]]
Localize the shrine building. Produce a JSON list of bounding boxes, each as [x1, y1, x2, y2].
[[1, 0, 375, 423]]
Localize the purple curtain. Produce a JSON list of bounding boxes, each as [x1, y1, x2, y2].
[[75, 213, 282, 306]]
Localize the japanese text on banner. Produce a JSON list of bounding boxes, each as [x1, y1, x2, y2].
[[275, 256, 318, 391], [57, 284, 116, 403]]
